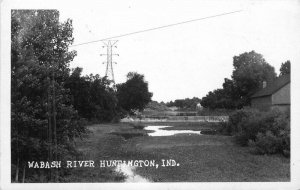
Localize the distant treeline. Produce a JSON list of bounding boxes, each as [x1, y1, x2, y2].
[[165, 97, 201, 110]]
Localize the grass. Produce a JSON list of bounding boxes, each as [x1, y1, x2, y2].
[[132, 135, 289, 182], [66, 122, 290, 182], [131, 122, 147, 130]]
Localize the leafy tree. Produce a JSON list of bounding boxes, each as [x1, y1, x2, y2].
[[221, 78, 243, 108], [64, 67, 91, 118], [201, 51, 277, 109], [11, 10, 86, 182], [201, 78, 240, 110], [88, 75, 118, 121], [232, 51, 277, 105], [200, 89, 226, 109], [116, 72, 152, 114], [65, 68, 118, 122], [279, 60, 291, 76]]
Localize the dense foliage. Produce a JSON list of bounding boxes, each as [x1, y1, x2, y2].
[[279, 60, 291, 76], [116, 72, 153, 114], [201, 51, 277, 109], [11, 10, 87, 182], [11, 10, 153, 182], [65, 67, 117, 122], [221, 109, 290, 157]]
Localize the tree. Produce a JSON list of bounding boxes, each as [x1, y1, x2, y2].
[[231, 51, 277, 106], [65, 68, 118, 122], [11, 10, 86, 182], [116, 72, 152, 114], [201, 78, 241, 109], [65, 67, 92, 118], [200, 89, 226, 109], [221, 78, 243, 108], [280, 60, 291, 76], [200, 51, 277, 109], [88, 75, 118, 121]]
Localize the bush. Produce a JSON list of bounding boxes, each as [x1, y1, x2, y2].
[[279, 129, 290, 157], [249, 128, 290, 157], [216, 122, 232, 136], [249, 131, 281, 154], [235, 124, 259, 146], [227, 108, 290, 156], [224, 108, 260, 135], [131, 123, 146, 130]]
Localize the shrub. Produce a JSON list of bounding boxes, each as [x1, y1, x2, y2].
[[227, 108, 260, 135], [228, 108, 290, 156], [249, 131, 281, 154], [216, 122, 231, 135], [234, 111, 277, 146], [131, 123, 146, 130], [235, 116, 262, 146], [279, 129, 290, 157], [249, 127, 290, 157], [273, 113, 290, 157]]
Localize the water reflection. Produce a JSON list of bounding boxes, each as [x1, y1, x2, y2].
[[145, 126, 201, 136]]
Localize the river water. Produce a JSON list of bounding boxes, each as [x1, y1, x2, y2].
[[115, 125, 202, 182], [145, 125, 201, 136]]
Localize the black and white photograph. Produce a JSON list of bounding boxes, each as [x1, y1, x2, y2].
[[1, 0, 300, 189]]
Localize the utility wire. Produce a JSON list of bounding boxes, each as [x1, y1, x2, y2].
[[70, 10, 242, 47]]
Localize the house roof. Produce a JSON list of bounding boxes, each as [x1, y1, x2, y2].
[[251, 74, 290, 98]]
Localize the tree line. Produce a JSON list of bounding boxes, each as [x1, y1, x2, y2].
[[163, 54, 290, 111], [154, 53, 291, 112], [165, 97, 201, 110], [11, 10, 152, 182]]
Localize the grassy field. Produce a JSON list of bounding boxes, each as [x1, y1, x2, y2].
[[65, 122, 290, 182]]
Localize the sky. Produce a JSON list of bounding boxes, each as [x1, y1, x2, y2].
[[51, 0, 300, 102]]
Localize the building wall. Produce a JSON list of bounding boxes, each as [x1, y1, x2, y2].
[[251, 96, 272, 111], [272, 83, 290, 105]]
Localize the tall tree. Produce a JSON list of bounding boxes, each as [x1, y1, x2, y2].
[[11, 10, 86, 182], [279, 60, 291, 76], [116, 72, 152, 114], [201, 51, 277, 109], [231, 51, 277, 106]]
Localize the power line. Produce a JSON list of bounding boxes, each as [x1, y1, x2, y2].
[[70, 10, 242, 47]]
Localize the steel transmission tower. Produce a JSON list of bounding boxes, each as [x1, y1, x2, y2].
[[100, 40, 119, 85]]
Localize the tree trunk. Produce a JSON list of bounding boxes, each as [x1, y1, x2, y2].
[[47, 76, 52, 181], [52, 72, 58, 182], [15, 158, 19, 182], [22, 164, 26, 183]]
